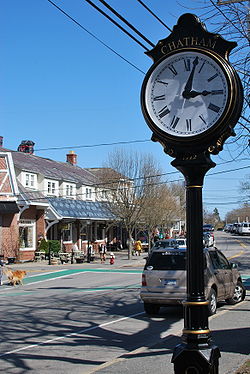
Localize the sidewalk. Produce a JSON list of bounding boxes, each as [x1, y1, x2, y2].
[[2, 250, 146, 270]]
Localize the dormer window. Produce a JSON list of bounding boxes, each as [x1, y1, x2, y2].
[[66, 184, 73, 196], [48, 181, 56, 195], [24, 172, 37, 189], [86, 188, 92, 200], [45, 179, 59, 196], [61, 182, 76, 198]]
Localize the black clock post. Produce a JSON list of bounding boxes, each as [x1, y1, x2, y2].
[[140, 13, 243, 374], [170, 153, 220, 373]]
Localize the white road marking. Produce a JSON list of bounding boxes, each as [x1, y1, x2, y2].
[[0, 311, 145, 357]]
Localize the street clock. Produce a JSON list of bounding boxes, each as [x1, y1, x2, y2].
[[141, 13, 243, 158]]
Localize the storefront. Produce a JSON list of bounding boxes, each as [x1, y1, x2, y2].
[[45, 197, 116, 254]]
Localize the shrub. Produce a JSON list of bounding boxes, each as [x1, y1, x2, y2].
[[48, 240, 61, 255], [38, 239, 49, 252]]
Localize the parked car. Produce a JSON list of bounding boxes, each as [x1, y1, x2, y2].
[[224, 224, 233, 232], [203, 232, 215, 247], [140, 245, 245, 316], [203, 224, 214, 232], [151, 238, 187, 251], [231, 223, 240, 235], [237, 222, 250, 235]]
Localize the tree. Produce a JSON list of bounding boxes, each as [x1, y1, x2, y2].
[[139, 183, 185, 250], [203, 207, 221, 227], [99, 149, 164, 259], [240, 174, 250, 200], [225, 203, 250, 222]]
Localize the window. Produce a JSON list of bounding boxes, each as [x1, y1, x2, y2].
[[61, 223, 72, 242], [19, 219, 35, 250], [62, 182, 75, 198], [101, 189, 107, 199], [146, 251, 187, 271], [86, 188, 92, 199], [24, 173, 36, 189], [48, 181, 55, 194], [44, 179, 59, 196], [209, 251, 230, 270]]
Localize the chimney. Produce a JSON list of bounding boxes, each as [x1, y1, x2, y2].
[[0, 136, 3, 147], [66, 150, 77, 165], [18, 140, 35, 154]]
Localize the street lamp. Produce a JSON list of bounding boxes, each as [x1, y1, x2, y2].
[[140, 13, 243, 373]]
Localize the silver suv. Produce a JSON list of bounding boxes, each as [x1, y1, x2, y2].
[[140, 243, 245, 315]]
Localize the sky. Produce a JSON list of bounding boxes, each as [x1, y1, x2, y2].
[[1, 0, 249, 220]]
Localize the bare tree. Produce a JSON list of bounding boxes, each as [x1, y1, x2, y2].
[[225, 203, 250, 222], [99, 149, 164, 259], [138, 183, 185, 251]]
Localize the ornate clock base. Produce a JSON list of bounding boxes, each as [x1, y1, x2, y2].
[[172, 343, 221, 374]]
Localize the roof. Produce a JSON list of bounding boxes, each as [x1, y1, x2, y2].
[[17, 181, 49, 206], [47, 197, 116, 220], [0, 147, 98, 186]]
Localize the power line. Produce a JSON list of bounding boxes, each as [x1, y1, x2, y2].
[[46, 0, 145, 75], [136, 0, 172, 32], [95, 0, 155, 47], [84, 0, 151, 50], [207, 165, 250, 176], [35, 139, 151, 151]]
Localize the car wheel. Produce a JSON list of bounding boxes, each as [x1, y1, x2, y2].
[[144, 303, 160, 315], [208, 289, 217, 316], [225, 281, 246, 305]]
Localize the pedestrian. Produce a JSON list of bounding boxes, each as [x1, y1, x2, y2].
[[87, 242, 93, 263], [109, 252, 115, 265], [99, 243, 106, 263], [134, 239, 142, 256], [0, 256, 5, 286]]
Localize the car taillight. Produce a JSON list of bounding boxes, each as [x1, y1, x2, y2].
[[142, 274, 147, 286]]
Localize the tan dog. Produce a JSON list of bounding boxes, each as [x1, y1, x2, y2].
[[4, 268, 27, 286]]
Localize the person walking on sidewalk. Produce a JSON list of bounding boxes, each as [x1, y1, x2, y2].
[[134, 239, 142, 256], [99, 243, 107, 264]]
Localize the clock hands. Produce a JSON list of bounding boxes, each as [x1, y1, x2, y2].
[[185, 90, 212, 98], [182, 57, 199, 99]]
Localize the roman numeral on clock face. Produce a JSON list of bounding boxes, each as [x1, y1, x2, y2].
[[211, 90, 223, 95], [158, 105, 170, 118], [168, 65, 177, 76], [207, 73, 219, 82], [170, 116, 180, 129], [198, 62, 205, 73], [153, 94, 165, 101], [184, 59, 191, 71], [199, 114, 207, 124], [208, 103, 221, 113], [186, 119, 192, 131], [156, 80, 168, 86]]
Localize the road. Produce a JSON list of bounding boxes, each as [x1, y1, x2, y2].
[[0, 231, 249, 374]]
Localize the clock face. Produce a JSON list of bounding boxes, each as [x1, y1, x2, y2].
[[143, 50, 230, 138]]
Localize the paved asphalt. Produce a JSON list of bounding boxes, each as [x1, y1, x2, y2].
[[1, 247, 250, 374]]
